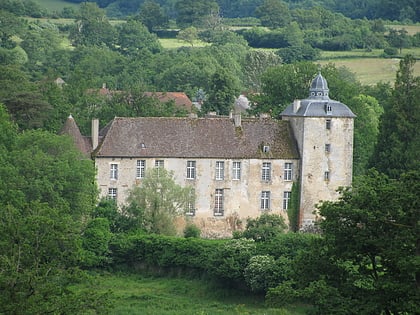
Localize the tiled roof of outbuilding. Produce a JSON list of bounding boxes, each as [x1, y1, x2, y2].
[[95, 117, 299, 159]]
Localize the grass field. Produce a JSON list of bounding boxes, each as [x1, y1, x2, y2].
[[76, 272, 312, 315], [318, 57, 420, 85], [318, 48, 420, 85]]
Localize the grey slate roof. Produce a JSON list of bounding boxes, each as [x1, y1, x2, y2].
[[95, 117, 299, 159], [281, 73, 356, 118]]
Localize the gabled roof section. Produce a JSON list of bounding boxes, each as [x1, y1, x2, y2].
[[59, 115, 92, 156], [94, 117, 299, 159]]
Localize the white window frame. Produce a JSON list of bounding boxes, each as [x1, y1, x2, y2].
[[186, 189, 196, 216], [108, 188, 117, 200], [261, 191, 271, 210], [136, 160, 146, 179], [261, 162, 271, 181], [283, 191, 291, 210], [215, 161, 225, 180], [155, 159, 164, 176], [232, 161, 241, 180], [214, 189, 224, 216], [110, 163, 118, 180], [284, 162, 293, 181], [186, 160, 196, 180]]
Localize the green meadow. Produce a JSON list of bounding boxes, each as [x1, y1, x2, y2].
[[75, 272, 312, 315]]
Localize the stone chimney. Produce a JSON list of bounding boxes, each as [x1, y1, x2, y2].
[[293, 99, 301, 113], [92, 118, 99, 150]]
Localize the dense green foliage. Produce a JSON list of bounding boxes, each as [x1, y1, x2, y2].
[[371, 55, 420, 178], [31, 0, 420, 22], [0, 104, 108, 313]]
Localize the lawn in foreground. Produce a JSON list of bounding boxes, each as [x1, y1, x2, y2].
[[76, 272, 311, 315]]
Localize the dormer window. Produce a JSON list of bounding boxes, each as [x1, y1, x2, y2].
[[325, 103, 332, 115], [263, 145, 270, 153]]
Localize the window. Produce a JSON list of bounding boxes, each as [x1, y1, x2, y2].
[[155, 160, 164, 168], [214, 189, 224, 216], [186, 161, 196, 179], [261, 162, 271, 181], [108, 188, 117, 200], [215, 161, 224, 180], [155, 160, 164, 176], [263, 145, 270, 153], [325, 103, 332, 114], [324, 171, 330, 181], [261, 191, 271, 210], [110, 163, 118, 180], [326, 119, 331, 130], [186, 189, 196, 216], [283, 191, 291, 210], [232, 161, 241, 180], [284, 163, 293, 181], [136, 160, 145, 178], [325, 144, 331, 153]]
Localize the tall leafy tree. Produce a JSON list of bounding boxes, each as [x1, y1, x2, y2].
[[371, 55, 420, 178], [201, 67, 241, 116], [314, 170, 420, 314], [125, 168, 195, 236], [0, 107, 105, 313], [137, 0, 168, 31], [69, 2, 116, 47], [175, 0, 219, 27], [116, 18, 162, 55], [255, 0, 291, 29]]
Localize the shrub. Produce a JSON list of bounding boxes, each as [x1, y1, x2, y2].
[[183, 223, 201, 238], [208, 238, 256, 283], [82, 218, 112, 267], [242, 213, 287, 242], [383, 46, 398, 56]]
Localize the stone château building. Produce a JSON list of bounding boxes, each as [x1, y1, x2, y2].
[[61, 73, 355, 237]]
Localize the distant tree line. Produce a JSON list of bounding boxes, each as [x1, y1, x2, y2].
[[2, 0, 420, 23]]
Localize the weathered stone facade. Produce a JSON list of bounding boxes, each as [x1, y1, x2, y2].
[[61, 72, 355, 237]]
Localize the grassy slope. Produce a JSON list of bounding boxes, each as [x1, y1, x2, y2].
[[76, 272, 311, 315], [318, 48, 420, 85]]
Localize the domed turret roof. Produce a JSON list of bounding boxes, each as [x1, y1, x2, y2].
[[280, 72, 355, 118], [309, 72, 329, 100]]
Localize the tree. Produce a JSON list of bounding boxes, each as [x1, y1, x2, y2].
[[350, 94, 383, 176], [240, 213, 287, 241], [371, 55, 420, 177], [250, 62, 318, 116], [314, 170, 420, 314], [175, 0, 219, 27], [255, 0, 291, 29], [386, 28, 410, 54], [126, 168, 195, 235], [0, 108, 106, 313], [201, 67, 241, 115], [137, 0, 168, 32], [116, 19, 162, 55], [242, 50, 282, 92], [69, 2, 116, 47], [177, 26, 198, 47]]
